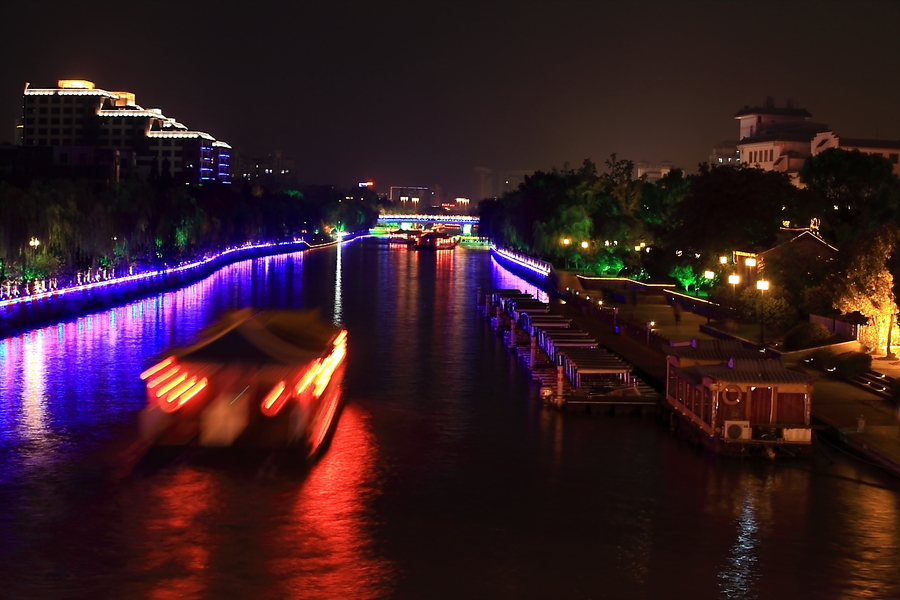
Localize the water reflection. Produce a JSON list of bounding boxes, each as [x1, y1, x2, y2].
[[21, 330, 49, 446], [142, 469, 218, 600], [275, 404, 393, 598]]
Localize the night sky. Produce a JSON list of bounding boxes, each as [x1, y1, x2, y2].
[[2, 0, 899, 197]]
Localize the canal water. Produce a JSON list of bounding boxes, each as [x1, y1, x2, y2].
[[0, 239, 898, 599]]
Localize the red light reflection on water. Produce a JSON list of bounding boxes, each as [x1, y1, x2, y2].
[[141, 468, 218, 600], [270, 403, 394, 598]]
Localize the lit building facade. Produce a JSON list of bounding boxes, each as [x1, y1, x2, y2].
[[20, 80, 231, 184], [729, 98, 900, 184]]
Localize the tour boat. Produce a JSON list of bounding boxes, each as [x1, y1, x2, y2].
[[413, 231, 459, 250], [138, 308, 347, 456]]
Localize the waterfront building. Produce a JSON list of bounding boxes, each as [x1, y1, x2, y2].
[[728, 97, 900, 184], [635, 160, 675, 182], [664, 339, 816, 455], [20, 79, 231, 184]]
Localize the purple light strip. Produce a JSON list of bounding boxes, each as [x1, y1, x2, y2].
[[491, 246, 552, 276], [0, 237, 350, 310]]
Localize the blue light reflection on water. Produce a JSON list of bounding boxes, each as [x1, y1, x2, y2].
[[0, 241, 899, 599]]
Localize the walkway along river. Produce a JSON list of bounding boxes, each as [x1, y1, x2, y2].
[[0, 239, 898, 599]]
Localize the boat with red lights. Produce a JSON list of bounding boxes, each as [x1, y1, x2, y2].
[[138, 308, 347, 456], [413, 231, 459, 250]]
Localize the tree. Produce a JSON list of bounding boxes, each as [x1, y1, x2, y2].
[[826, 224, 899, 352], [799, 148, 900, 245], [667, 163, 800, 258]]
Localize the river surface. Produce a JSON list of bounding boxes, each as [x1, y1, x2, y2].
[[0, 239, 899, 599]]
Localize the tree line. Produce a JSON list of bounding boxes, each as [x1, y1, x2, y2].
[[478, 150, 900, 349], [0, 175, 382, 289]]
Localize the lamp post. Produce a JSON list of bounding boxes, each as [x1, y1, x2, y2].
[[745, 256, 757, 285], [646, 321, 655, 345], [704, 270, 715, 323], [28, 237, 40, 294], [728, 274, 740, 299], [756, 279, 769, 345]]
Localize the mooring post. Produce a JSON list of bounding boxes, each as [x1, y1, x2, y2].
[[557, 364, 564, 399], [530, 333, 537, 366]]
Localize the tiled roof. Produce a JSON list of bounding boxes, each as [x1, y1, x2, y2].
[[664, 339, 760, 361], [695, 358, 817, 384], [735, 106, 812, 118], [837, 138, 900, 151]]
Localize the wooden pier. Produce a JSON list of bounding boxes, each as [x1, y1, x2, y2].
[[478, 287, 659, 415]]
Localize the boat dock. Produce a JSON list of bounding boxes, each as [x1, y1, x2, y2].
[[479, 288, 659, 415]]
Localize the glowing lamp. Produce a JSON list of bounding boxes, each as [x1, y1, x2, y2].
[[745, 257, 757, 267], [756, 280, 769, 291], [728, 275, 740, 285]]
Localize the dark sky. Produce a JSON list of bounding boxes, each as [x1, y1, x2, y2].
[[2, 0, 899, 197]]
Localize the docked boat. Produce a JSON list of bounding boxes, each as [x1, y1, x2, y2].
[[138, 308, 347, 456], [664, 339, 816, 457]]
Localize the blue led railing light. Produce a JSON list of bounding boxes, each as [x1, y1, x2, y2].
[[491, 246, 552, 276], [0, 237, 348, 310]]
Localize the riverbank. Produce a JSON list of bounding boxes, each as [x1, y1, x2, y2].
[[555, 269, 900, 476], [0, 237, 346, 337]]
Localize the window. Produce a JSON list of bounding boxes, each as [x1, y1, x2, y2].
[[63, 108, 72, 114], [63, 118, 71, 124], [62, 128, 71, 135], [38, 128, 47, 135], [50, 128, 60, 135], [51, 118, 60, 124], [26, 118, 34, 124], [50, 139, 59, 145], [38, 117, 47, 124], [39, 107, 48, 114], [51, 107, 60, 114]]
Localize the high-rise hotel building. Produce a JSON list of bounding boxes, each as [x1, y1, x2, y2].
[[20, 79, 231, 184]]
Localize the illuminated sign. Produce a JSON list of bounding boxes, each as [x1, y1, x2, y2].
[[358, 181, 374, 188]]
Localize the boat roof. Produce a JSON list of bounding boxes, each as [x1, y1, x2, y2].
[[174, 308, 341, 365]]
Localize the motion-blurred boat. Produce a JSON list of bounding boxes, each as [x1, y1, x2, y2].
[[138, 308, 347, 456]]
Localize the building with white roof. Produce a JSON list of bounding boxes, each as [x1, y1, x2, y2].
[[20, 79, 231, 184]]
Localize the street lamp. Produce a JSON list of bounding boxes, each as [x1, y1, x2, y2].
[[28, 237, 40, 293], [756, 279, 769, 345], [728, 274, 740, 307], [719, 255, 728, 265], [581, 240, 589, 249], [646, 320, 655, 345], [704, 270, 715, 323]]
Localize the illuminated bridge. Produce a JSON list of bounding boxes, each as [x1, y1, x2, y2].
[[377, 214, 479, 227]]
